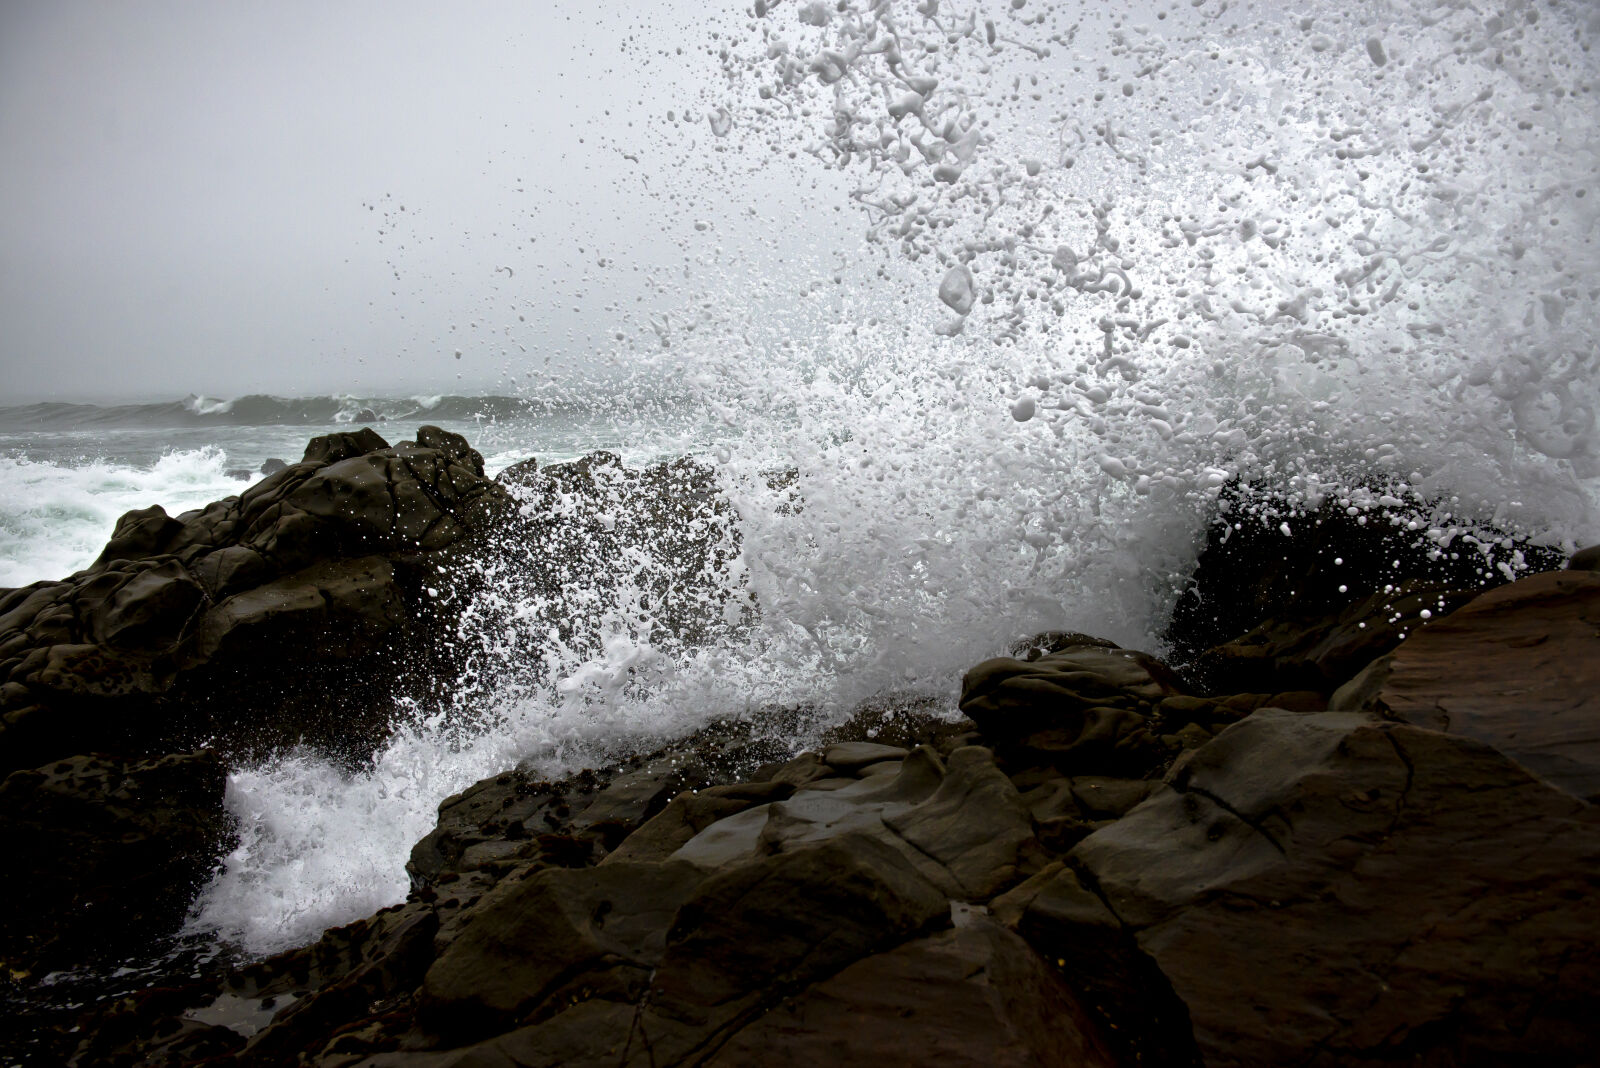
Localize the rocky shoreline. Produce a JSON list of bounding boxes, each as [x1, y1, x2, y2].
[[2, 427, 1596, 1066]]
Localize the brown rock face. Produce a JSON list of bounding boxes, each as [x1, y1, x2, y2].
[[1071, 710, 1600, 1068], [1334, 569, 1600, 800], [0, 425, 506, 773], [420, 861, 706, 1042], [959, 642, 1188, 774]]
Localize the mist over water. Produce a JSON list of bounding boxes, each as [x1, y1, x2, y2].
[[188, 0, 1599, 954]]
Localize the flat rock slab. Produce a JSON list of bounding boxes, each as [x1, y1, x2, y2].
[[821, 740, 910, 772], [1335, 569, 1600, 800], [704, 915, 1117, 1068], [1072, 710, 1600, 1068]]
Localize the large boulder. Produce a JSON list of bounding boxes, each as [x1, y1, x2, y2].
[[958, 641, 1189, 774], [1163, 482, 1565, 689], [0, 425, 506, 772], [1068, 710, 1600, 1067], [1333, 569, 1600, 800]]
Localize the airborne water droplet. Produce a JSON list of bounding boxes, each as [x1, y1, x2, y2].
[[938, 265, 975, 315]]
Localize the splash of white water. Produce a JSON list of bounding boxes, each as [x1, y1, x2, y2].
[[190, 0, 1599, 955]]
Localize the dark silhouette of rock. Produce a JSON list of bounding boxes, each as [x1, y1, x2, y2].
[[0, 750, 231, 974], [0, 425, 505, 774], [1163, 481, 1565, 687], [1192, 579, 1479, 694], [993, 861, 1204, 1068]]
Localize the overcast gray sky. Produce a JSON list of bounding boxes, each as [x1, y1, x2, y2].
[[0, 0, 858, 403]]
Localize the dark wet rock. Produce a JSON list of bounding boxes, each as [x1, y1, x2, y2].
[[1333, 569, 1600, 800], [1164, 481, 1565, 676], [301, 426, 389, 466], [1568, 543, 1600, 570], [259, 457, 289, 476], [959, 641, 1188, 774], [638, 834, 950, 1051], [603, 780, 797, 865], [704, 913, 1118, 1067], [494, 455, 539, 487], [0, 750, 231, 974], [992, 861, 1204, 1068], [26, 469, 1598, 1067], [420, 861, 705, 1043], [668, 743, 1037, 902], [820, 740, 909, 772], [1067, 775, 1159, 819], [0, 425, 509, 774], [882, 746, 1035, 898], [61, 633, 1600, 1068], [1070, 710, 1600, 1067], [1192, 579, 1479, 694]]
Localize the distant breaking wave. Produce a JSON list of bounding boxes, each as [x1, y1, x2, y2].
[[0, 394, 559, 431]]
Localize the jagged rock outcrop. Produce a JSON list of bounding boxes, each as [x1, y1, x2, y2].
[[0, 425, 503, 772], [0, 428, 742, 996], [9, 472, 1597, 1067]]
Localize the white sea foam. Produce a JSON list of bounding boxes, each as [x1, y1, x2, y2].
[[0, 450, 247, 587], [188, 0, 1599, 955], [182, 394, 235, 416]]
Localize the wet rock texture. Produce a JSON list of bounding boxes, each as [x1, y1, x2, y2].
[[65, 553, 1600, 1067], [0, 425, 500, 776], [0, 750, 232, 971], [0, 429, 736, 985], [4, 438, 1596, 1067]]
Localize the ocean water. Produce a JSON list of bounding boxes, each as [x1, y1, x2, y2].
[[6, 0, 1599, 961], [0, 396, 705, 589]]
